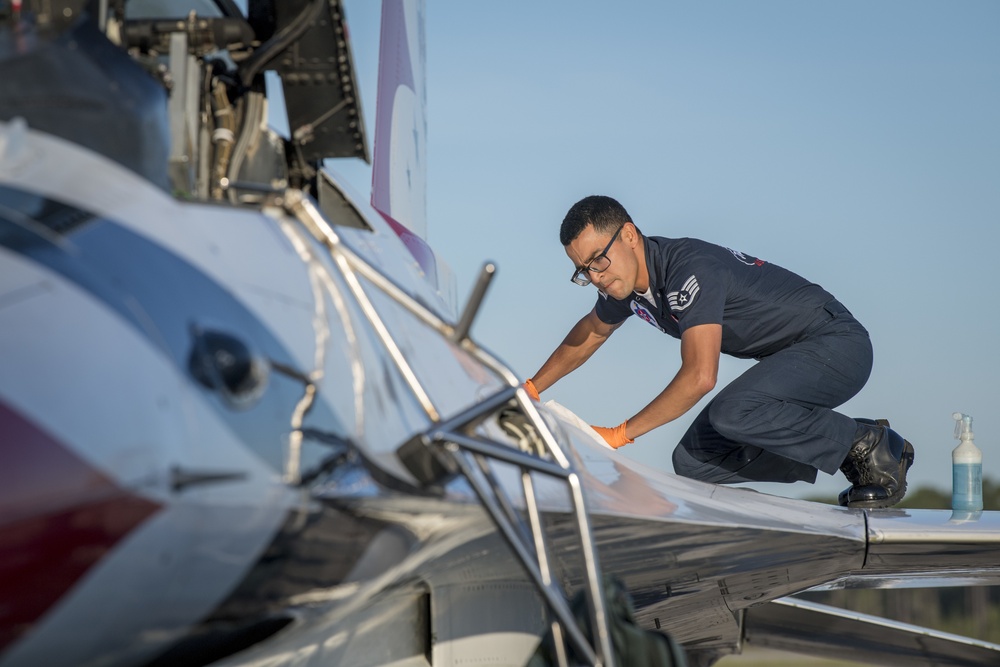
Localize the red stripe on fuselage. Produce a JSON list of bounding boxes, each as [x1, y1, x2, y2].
[[0, 401, 162, 652]]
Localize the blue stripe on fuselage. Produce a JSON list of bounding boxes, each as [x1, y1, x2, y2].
[[0, 184, 342, 475]]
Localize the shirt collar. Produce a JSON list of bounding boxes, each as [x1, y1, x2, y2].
[[635, 235, 666, 297]]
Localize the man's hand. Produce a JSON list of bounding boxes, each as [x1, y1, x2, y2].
[[591, 422, 633, 449], [523, 378, 540, 401]]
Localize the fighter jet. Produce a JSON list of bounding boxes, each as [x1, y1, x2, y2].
[[1, 1, 998, 666]]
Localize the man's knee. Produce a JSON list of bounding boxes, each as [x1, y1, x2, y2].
[[671, 443, 700, 480], [707, 396, 760, 442], [671, 441, 731, 482]]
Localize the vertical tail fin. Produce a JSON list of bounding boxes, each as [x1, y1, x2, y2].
[[371, 0, 427, 237], [372, 0, 426, 239], [371, 0, 455, 310]]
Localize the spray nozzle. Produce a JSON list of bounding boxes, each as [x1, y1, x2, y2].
[[953, 412, 974, 439]]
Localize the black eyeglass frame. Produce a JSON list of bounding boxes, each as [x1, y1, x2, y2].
[[570, 225, 623, 286]]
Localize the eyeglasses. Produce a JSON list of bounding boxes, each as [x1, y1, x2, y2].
[[571, 225, 623, 286]]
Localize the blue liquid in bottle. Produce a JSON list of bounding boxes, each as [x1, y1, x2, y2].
[[952, 462, 983, 512]]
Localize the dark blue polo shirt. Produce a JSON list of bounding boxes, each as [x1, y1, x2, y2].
[[594, 236, 836, 359]]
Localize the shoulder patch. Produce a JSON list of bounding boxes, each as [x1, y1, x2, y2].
[[727, 247, 765, 267], [667, 275, 700, 312], [630, 300, 666, 332]]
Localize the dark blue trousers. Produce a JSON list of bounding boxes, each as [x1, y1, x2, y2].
[[671, 302, 873, 484]]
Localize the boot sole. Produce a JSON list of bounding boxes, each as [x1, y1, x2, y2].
[[846, 440, 915, 509]]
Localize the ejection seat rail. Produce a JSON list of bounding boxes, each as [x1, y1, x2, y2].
[[284, 190, 614, 667]]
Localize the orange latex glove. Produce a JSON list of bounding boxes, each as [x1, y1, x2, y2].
[[591, 422, 634, 449], [523, 378, 540, 401]]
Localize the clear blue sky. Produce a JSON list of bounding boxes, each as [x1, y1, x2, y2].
[[330, 0, 1000, 501]]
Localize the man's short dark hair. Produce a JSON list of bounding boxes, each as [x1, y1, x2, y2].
[[560, 195, 635, 246]]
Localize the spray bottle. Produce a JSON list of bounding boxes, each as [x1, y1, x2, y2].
[[951, 412, 983, 512]]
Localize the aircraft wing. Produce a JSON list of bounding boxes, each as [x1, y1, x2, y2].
[[521, 401, 1000, 664]]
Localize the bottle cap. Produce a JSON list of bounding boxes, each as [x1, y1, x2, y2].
[[953, 412, 974, 439]]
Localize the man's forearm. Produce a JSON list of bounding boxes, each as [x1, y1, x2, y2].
[[532, 311, 614, 392], [624, 323, 721, 440], [625, 370, 712, 439], [532, 338, 600, 392]]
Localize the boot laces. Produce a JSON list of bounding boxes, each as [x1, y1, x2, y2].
[[848, 449, 874, 485]]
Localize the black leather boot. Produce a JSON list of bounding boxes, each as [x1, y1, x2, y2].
[[838, 421, 914, 509], [839, 418, 890, 487]]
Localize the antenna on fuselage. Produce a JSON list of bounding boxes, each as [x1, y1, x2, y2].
[[451, 262, 496, 344]]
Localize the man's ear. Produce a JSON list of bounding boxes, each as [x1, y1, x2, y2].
[[622, 221, 639, 247]]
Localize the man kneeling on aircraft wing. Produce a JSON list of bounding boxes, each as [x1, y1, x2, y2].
[[524, 195, 914, 509]]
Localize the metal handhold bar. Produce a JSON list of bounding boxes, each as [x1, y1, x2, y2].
[[522, 468, 571, 667], [447, 445, 600, 666], [436, 430, 568, 480], [472, 452, 536, 561]]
